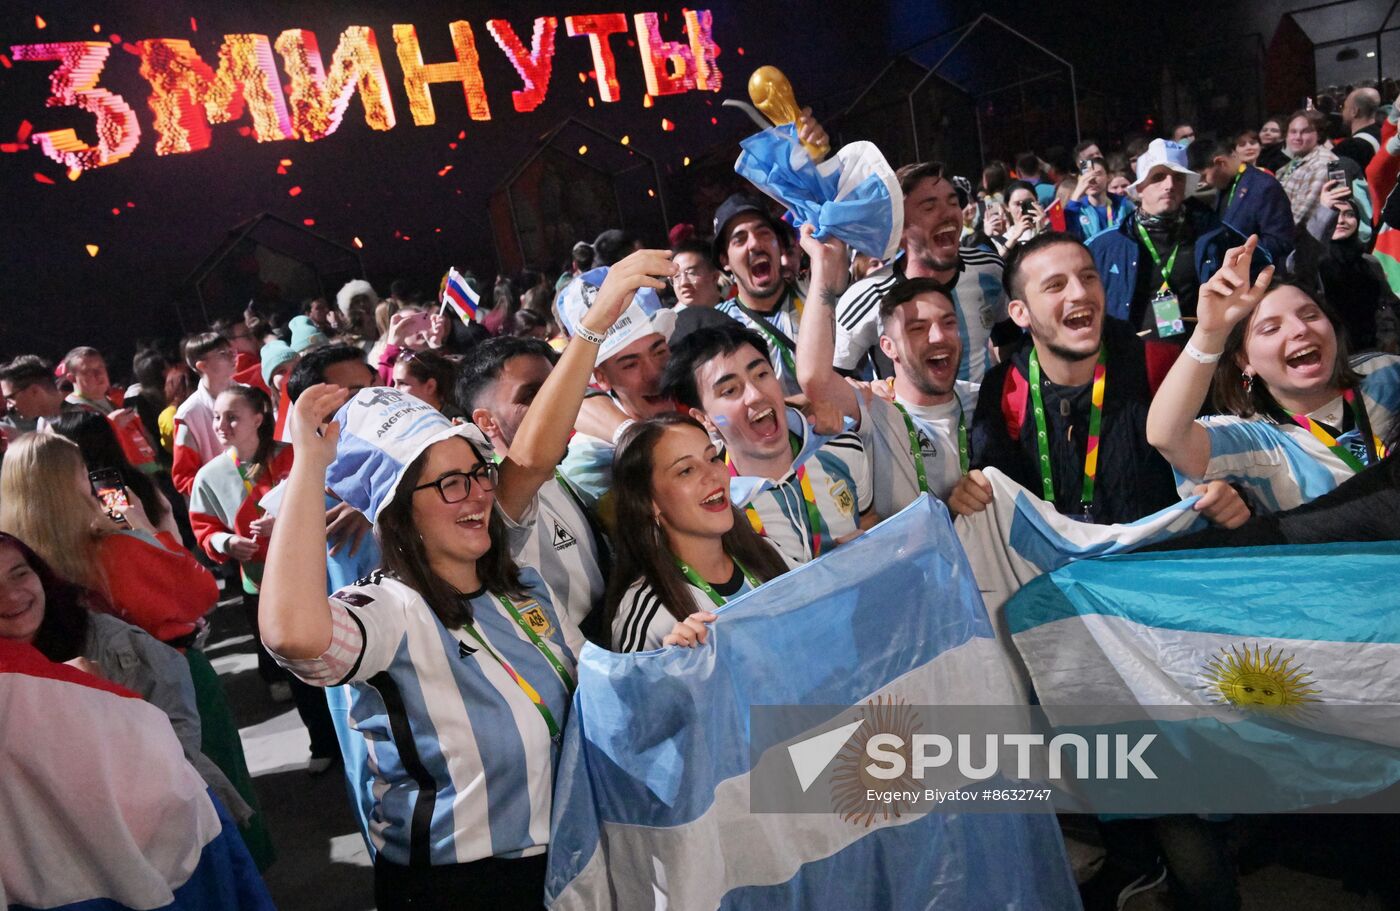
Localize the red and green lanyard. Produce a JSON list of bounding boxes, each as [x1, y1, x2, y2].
[[1285, 389, 1388, 472], [727, 433, 826, 559], [674, 556, 761, 608], [1135, 222, 1180, 294], [1028, 346, 1107, 513], [894, 401, 968, 494], [460, 594, 576, 740]]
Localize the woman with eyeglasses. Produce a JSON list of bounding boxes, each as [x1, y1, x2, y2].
[[259, 249, 676, 910]]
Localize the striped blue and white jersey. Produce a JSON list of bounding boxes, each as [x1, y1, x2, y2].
[[727, 407, 873, 565], [833, 250, 1006, 383], [500, 475, 602, 646], [277, 568, 575, 867], [1194, 353, 1400, 513], [557, 432, 614, 511], [716, 287, 804, 396]]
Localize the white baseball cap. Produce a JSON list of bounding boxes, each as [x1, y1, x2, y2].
[[1131, 139, 1200, 197], [594, 303, 676, 366]]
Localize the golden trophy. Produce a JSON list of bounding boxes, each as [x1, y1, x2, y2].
[[747, 66, 829, 162]]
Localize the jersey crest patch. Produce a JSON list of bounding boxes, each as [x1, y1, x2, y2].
[[520, 602, 555, 639]]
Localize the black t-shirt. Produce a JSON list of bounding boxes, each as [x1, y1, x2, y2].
[[710, 562, 747, 598], [1332, 123, 1383, 171], [969, 318, 1180, 525]]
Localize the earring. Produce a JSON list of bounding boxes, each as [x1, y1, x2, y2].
[[1242, 372, 1255, 395]]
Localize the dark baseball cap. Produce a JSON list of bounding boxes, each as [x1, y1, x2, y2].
[[711, 193, 785, 262]]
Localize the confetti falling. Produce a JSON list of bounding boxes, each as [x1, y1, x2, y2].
[[683, 156, 690, 166], [437, 165, 453, 177], [661, 118, 675, 131], [279, 158, 292, 166], [276, 165, 287, 175], [587, 97, 595, 107], [109, 34, 120, 44], [303, 218, 315, 226], [737, 46, 745, 55], [643, 94, 653, 108], [288, 185, 302, 196], [66, 167, 81, 181], [33, 172, 54, 184], [578, 71, 586, 83], [111, 207, 119, 215], [620, 135, 630, 145], [458, 130, 465, 139], [647, 188, 655, 197], [189, 17, 197, 32], [448, 142, 457, 150], [85, 244, 99, 257], [0, 55, 11, 68], [92, 24, 101, 33], [352, 236, 363, 249], [710, 117, 718, 125], [35, 15, 46, 29], [578, 144, 587, 155], [126, 201, 134, 207]]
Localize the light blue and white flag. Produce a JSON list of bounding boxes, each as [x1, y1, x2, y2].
[[951, 468, 1208, 701], [545, 495, 1078, 909], [1007, 540, 1400, 810], [735, 124, 903, 260]]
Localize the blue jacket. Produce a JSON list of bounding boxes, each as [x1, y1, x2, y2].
[[1218, 164, 1295, 267], [1087, 203, 1269, 323]]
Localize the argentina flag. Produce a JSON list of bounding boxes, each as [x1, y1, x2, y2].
[[1006, 540, 1400, 811], [544, 495, 1078, 909], [734, 124, 903, 261]]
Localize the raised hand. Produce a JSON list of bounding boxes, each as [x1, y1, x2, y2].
[[580, 249, 675, 337], [798, 223, 849, 298], [796, 106, 829, 158], [288, 383, 351, 472], [1195, 234, 1275, 336]]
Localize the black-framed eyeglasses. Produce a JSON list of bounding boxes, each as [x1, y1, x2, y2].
[[411, 462, 499, 504]]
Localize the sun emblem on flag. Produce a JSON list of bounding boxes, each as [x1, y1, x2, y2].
[[1201, 643, 1320, 710], [829, 694, 920, 827]]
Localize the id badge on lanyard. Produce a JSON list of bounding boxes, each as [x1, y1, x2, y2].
[[1151, 291, 1186, 338]]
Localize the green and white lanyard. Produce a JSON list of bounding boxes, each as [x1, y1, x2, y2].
[[894, 401, 968, 494], [673, 556, 761, 608], [1135, 222, 1180, 293], [460, 593, 576, 740]]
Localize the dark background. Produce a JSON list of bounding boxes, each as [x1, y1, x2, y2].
[[0, 1, 1377, 373]]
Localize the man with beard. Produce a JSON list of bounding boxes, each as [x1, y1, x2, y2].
[[711, 193, 807, 396], [795, 225, 978, 516], [1089, 139, 1265, 337], [834, 162, 1009, 384], [662, 321, 875, 565], [951, 233, 1248, 528]]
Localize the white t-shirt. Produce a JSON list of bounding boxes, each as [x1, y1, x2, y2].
[[854, 382, 980, 518]]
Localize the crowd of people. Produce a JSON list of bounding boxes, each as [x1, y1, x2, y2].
[[3, 82, 1400, 911]]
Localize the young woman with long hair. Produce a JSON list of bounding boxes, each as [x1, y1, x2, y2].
[[606, 413, 791, 652], [1148, 235, 1400, 513], [0, 530, 252, 823], [0, 431, 273, 867], [259, 248, 675, 910], [391, 348, 457, 414], [50, 411, 177, 535]]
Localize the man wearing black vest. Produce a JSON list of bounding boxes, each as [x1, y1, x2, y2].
[[949, 232, 1249, 528]]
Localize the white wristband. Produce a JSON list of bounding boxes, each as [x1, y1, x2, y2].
[[612, 419, 637, 446], [1183, 341, 1223, 365], [575, 322, 606, 345]]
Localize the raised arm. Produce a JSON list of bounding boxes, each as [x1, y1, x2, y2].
[[494, 249, 676, 521], [795, 224, 860, 422], [1147, 235, 1275, 479], [259, 384, 351, 659]]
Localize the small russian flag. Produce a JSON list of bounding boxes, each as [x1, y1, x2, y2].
[[440, 267, 479, 324]]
